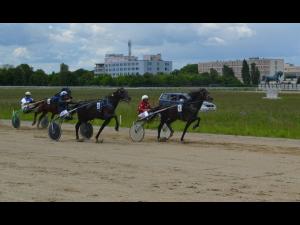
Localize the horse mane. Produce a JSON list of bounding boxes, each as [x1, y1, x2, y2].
[[188, 88, 205, 100]]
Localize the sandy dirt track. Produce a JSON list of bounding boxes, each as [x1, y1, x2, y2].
[[0, 119, 300, 202]]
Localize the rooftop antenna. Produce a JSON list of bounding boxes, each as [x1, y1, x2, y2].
[[128, 40, 132, 58]]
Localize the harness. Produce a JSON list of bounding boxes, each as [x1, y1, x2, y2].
[[95, 98, 113, 112]]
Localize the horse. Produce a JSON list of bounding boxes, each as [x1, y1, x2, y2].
[[262, 71, 284, 87], [157, 88, 213, 142], [74, 88, 131, 142], [32, 95, 73, 128]]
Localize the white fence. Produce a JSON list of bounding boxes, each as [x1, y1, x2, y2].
[[258, 83, 300, 91]]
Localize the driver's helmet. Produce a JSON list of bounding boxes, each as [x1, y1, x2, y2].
[[60, 91, 68, 97], [142, 95, 149, 100], [61, 87, 71, 95], [25, 91, 31, 96]]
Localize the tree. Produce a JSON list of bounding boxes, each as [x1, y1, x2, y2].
[[250, 63, 260, 85], [252, 66, 261, 85], [30, 69, 48, 86], [179, 64, 198, 74], [209, 68, 219, 82], [241, 59, 251, 85], [222, 65, 235, 78]]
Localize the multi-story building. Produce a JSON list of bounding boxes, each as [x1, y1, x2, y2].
[[284, 63, 300, 77], [198, 57, 284, 82], [94, 41, 172, 77]]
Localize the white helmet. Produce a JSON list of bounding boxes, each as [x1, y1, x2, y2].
[[60, 91, 68, 96], [25, 91, 31, 96], [142, 95, 149, 100]]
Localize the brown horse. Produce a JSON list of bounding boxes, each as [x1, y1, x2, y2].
[[32, 96, 73, 128]]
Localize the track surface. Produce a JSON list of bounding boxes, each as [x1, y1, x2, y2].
[[1, 120, 300, 201]]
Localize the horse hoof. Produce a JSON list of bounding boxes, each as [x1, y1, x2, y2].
[[158, 137, 167, 142], [180, 140, 187, 144], [95, 139, 103, 143]]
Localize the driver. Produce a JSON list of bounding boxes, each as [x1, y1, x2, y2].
[[58, 91, 72, 119], [20, 91, 35, 113], [137, 95, 152, 119]]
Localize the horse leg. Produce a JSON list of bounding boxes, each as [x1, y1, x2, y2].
[[165, 119, 174, 138], [95, 118, 111, 143], [32, 111, 39, 126], [37, 112, 47, 128], [51, 113, 55, 120], [75, 121, 82, 140], [192, 117, 201, 130], [157, 120, 165, 141], [181, 119, 197, 142], [113, 115, 119, 131]]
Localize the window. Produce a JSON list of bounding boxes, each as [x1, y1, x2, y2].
[[136, 67, 139, 70]]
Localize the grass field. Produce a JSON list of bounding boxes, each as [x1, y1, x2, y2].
[[1, 86, 300, 139]]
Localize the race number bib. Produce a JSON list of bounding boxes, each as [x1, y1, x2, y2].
[[96, 102, 101, 110], [177, 104, 182, 112]]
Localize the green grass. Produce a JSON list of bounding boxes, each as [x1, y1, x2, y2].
[[1, 86, 300, 139]]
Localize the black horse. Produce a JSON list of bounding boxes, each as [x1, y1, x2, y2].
[[157, 88, 213, 142], [75, 88, 131, 142]]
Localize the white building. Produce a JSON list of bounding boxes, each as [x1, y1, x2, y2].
[[94, 41, 172, 76], [198, 57, 284, 82]]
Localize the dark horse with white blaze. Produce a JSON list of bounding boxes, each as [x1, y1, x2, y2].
[[157, 88, 213, 142], [75, 88, 131, 142]]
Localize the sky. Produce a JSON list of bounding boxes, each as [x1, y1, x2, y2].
[[1, 23, 300, 73]]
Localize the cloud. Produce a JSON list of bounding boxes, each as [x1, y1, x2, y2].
[[205, 37, 226, 46], [1, 23, 300, 73], [227, 23, 255, 39], [49, 30, 75, 43], [13, 47, 29, 58]]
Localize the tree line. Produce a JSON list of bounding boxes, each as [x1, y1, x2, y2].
[[241, 59, 261, 85], [0, 62, 261, 87]]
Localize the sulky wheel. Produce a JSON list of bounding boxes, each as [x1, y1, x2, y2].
[[11, 111, 21, 129], [79, 122, 93, 139], [129, 121, 145, 142], [40, 116, 49, 129], [48, 121, 62, 141], [161, 123, 171, 140]]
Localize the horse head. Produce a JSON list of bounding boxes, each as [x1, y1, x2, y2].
[[112, 88, 131, 102], [189, 88, 213, 102]]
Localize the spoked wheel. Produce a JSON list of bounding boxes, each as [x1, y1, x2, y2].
[[79, 122, 93, 139], [161, 123, 171, 140], [129, 121, 145, 142], [11, 111, 21, 129], [40, 116, 49, 129], [48, 121, 62, 141]]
